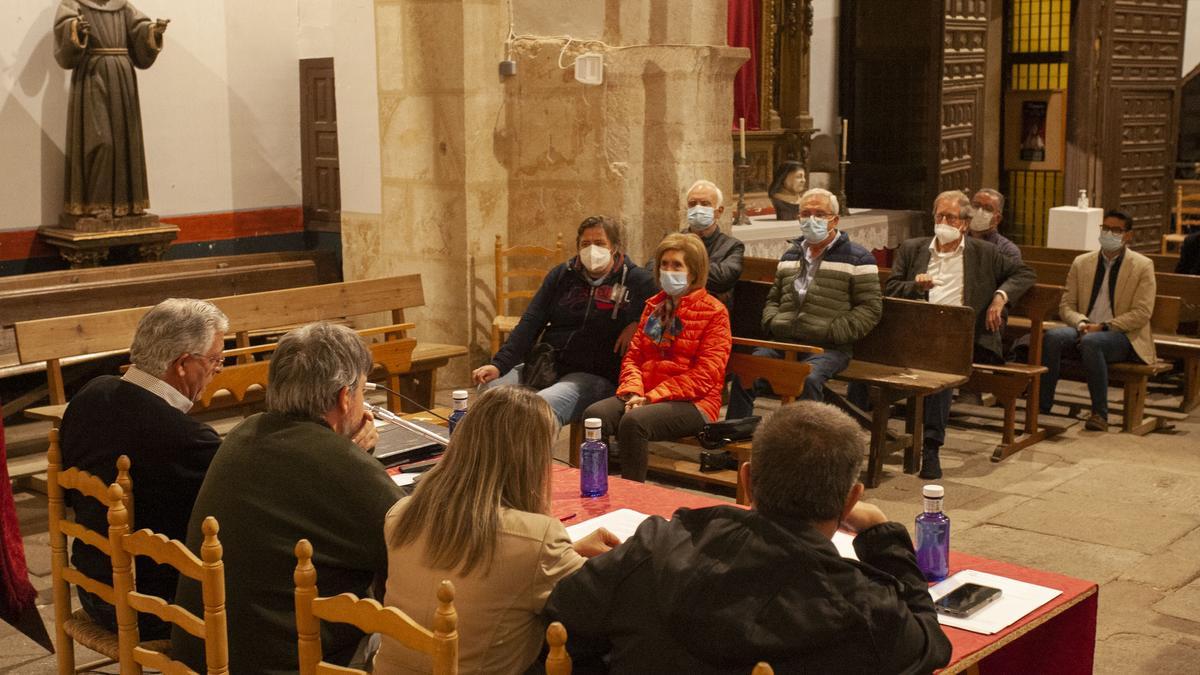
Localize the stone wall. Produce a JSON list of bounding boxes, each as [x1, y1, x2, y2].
[[352, 0, 746, 384]]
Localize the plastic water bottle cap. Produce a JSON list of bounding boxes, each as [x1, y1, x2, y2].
[[923, 485, 944, 499], [452, 390, 468, 400], [584, 417, 602, 429]]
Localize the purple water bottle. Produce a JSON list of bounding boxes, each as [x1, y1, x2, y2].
[[579, 417, 608, 497], [915, 484, 950, 582], [448, 390, 468, 434]]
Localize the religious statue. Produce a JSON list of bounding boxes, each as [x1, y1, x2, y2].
[[767, 160, 807, 221], [53, 0, 168, 231]]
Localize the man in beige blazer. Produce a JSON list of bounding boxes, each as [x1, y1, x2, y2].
[[1040, 210, 1157, 431]]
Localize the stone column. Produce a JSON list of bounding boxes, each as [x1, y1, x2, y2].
[[353, 0, 746, 384]]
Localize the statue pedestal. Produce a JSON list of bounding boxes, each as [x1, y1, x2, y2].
[[38, 217, 179, 268], [58, 212, 164, 232]]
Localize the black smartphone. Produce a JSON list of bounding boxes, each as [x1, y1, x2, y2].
[[934, 583, 1002, 618]]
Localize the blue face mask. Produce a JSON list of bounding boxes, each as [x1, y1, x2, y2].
[[1099, 230, 1124, 253], [800, 216, 829, 243], [687, 205, 715, 232], [660, 270, 690, 296]]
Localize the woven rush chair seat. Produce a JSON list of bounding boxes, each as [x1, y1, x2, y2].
[[63, 608, 172, 659]]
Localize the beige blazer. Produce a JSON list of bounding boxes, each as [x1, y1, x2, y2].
[[1059, 248, 1157, 364], [373, 498, 586, 675]]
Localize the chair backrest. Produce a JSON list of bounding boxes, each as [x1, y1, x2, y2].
[[293, 539, 458, 675], [46, 429, 133, 670], [194, 359, 272, 412], [1177, 184, 1200, 234], [545, 622, 571, 675], [494, 234, 564, 317], [108, 484, 228, 675], [854, 298, 976, 375]]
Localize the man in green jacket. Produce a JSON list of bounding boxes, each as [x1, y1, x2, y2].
[[728, 188, 882, 416], [172, 323, 401, 673]]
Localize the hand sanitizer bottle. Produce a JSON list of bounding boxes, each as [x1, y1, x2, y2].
[[915, 484, 950, 582], [1077, 189, 1089, 210], [579, 417, 608, 497]]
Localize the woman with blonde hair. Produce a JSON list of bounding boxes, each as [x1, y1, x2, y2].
[[373, 385, 617, 675], [581, 232, 733, 482]]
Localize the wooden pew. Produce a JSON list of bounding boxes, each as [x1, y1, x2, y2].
[[831, 298, 976, 488], [1023, 260, 1200, 328], [13, 275, 467, 414], [1018, 245, 1180, 275]]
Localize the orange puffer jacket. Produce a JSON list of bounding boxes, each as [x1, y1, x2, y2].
[[617, 288, 732, 421]]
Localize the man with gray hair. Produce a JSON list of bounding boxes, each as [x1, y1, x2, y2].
[[727, 187, 882, 415], [173, 322, 398, 672], [883, 190, 1035, 478], [969, 188, 1022, 261], [547, 401, 952, 672], [682, 179, 744, 306], [60, 298, 229, 638]]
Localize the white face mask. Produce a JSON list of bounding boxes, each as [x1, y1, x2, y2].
[[934, 223, 962, 245], [970, 208, 994, 232], [579, 244, 613, 275], [660, 270, 690, 296]]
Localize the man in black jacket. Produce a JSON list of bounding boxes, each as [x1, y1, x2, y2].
[[681, 179, 745, 307], [546, 401, 952, 674], [1177, 231, 1200, 275], [473, 216, 656, 425], [60, 298, 228, 639]]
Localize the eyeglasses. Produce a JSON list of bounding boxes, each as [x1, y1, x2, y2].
[[188, 352, 225, 370], [935, 214, 965, 224], [1100, 225, 1128, 234]]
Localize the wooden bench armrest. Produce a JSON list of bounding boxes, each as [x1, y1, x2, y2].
[[357, 322, 417, 338], [971, 362, 1048, 376], [732, 337, 824, 356]]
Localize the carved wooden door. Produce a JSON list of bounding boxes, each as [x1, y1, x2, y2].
[[937, 1, 988, 196], [300, 58, 341, 231], [1068, 1, 1186, 249]]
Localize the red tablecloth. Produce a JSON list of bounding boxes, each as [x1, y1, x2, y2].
[[551, 465, 1097, 674]]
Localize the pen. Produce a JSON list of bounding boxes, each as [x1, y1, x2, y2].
[[559, 513, 577, 522]]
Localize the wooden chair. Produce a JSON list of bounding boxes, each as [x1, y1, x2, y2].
[[491, 234, 564, 355], [46, 429, 154, 674], [108, 484, 228, 674], [545, 621, 571, 675], [293, 539, 458, 675], [1162, 184, 1200, 254]]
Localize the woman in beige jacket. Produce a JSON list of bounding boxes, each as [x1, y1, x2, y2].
[[373, 386, 618, 675]]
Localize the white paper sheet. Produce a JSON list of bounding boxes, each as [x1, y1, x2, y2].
[[391, 472, 419, 487], [565, 509, 650, 543], [928, 569, 1062, 635], [567, 510, 860, 561]]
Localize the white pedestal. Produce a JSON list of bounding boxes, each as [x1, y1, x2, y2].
[[1046, 206, 1103, 251]]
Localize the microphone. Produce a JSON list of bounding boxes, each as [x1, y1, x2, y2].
[[367, 403, 450, 446], [364, 382, 451, 422]]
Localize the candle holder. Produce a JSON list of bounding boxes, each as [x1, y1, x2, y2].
[[734, 161, 751, 226], [837, 159, 850, 216]]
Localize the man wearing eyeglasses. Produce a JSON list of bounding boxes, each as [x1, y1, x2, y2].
[[968, 188, 1022, 262], [883, 190, 1035, 478], [59, 298, 228, 639], [1040, 210, 1157, 431]]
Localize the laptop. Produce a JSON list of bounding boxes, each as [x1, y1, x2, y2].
[[373, 418, 447, 468]]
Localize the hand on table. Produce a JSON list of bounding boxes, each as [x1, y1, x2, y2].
[[841, 502, 889, 534], [472, 365, 499, 385], [573, 527, 620, 558]]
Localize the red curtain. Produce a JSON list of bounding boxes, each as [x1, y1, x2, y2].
[[0, 411, 37, 625], [728, 0, 761, 130]]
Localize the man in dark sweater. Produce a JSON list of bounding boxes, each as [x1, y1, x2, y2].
[[682, 179, 745, 307], [172, 322, 401, 674], [60, 298, 228, 639], [546, 401, 952, 673]]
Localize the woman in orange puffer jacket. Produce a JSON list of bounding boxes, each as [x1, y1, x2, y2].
[[581, 232, 733, 481]]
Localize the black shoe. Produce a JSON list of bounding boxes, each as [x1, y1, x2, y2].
[[919, 450, 942, 480]]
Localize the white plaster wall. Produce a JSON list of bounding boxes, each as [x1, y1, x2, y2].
[[0, 0, 303, 233], [809, 0, 839, 137], [298, 0, 335, 58], [1185, 0, 1200, 76], [331, 0, 382, 215]]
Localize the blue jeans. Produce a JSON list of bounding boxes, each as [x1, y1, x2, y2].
[[481, 364, 615, 427], [1040, 326, 1134, 417], [726, 348, 851, 418]]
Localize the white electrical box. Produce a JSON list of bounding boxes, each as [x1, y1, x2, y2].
[[575, 53, 604, 85]]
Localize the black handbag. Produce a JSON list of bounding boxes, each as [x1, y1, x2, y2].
[[696, 416, 762, 450], [520, 342, 559, 390]]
